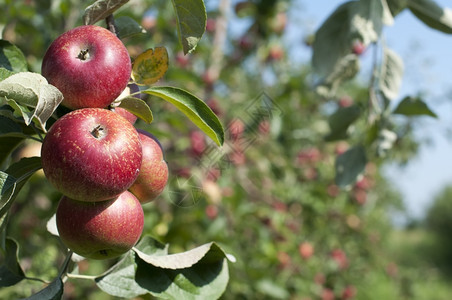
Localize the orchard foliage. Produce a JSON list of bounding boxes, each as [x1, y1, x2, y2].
[[0, 0, 451, 299]]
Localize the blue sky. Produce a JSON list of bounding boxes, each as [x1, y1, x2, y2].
[[297, 0, 452, 221]]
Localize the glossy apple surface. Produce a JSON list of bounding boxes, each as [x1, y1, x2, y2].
[[41, 25, 131, 109], [41, 108, 142, 202], [56, 191, 144, 260], [129, 129, 168, 203]]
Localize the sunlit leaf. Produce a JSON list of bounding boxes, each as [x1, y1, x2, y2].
[[0, 72, 63, 131], [171, 0, 206, 54], [379, 48, 404, 100], [95, 251, 147, 298], [83, 0, 129, 25], [134, 242, 231, 299], [118, 97, 153, 124], [142, 86, 224, 146], [132, 47, 169, 86]]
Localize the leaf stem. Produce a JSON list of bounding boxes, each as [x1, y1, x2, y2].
[[66, 273, 97, 281], [106, 14, 119, 38]]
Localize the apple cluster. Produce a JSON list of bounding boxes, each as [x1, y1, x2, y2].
[[40, 25, 168, 260]]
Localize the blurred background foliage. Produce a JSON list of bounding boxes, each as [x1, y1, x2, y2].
[[1, 0, 452, 299]]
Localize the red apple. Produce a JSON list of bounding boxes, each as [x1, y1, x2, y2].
[[129, 129, 168, 203], [41, 108, 142, 202], [56, 191, 144, 260], [41, 25, 131, 109]]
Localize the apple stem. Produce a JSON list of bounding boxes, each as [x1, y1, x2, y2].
[[106, 14, 119, 38]]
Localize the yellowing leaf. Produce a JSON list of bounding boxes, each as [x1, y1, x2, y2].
[[132, 47, 168, 86]]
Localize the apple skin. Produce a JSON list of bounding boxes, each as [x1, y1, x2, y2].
[[129, 129, 168, 203], [56, 191, 144, 260], [41, 108, 143, 202], [41, 25, 131, 109]]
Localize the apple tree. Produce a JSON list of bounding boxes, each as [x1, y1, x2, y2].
[[0, 0, 233, 299]]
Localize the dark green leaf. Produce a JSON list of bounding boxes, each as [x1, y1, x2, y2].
[[387, 0, 408, 17], [325, 105, 362, 141], [171, 0, 206, 54], [0, 238, 25, 287], [0, 157, 42, 219], [312, 2, 353, 77], [0, 115, 23, 137], [0, 136, 24, 166], [118, 97, 153, 124], [83, 0, 129, 25], [142, 86, 224, 146], [24, 277, 64, 300], [0, 72, 63, 131], [335, 145, 367, 188], [409, 0, 452, 33], [393, 96, 438, 118], [0, 40, 28, 72], [115, 16, 146, 38], [95, 251, 147, 298]]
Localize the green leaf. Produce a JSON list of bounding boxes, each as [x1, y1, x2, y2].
[[256, 279, 290, 299], [0, 238, 25, 287], [0, 115, 23, 137], [393, 96, 438, 117], [83, 0, 129, 25], [0, 137, 24, 166], [142, 86, 224, 146], [134, 242, 231, 299], [0, 68, 15, 81], [171, 0, 206, 54], [312, 2, 353, 77], [118, 97, 153, 124], [379, 48, 404, 100], [408, 0, 452, 33], [0, 72, 63, 131], [134, 242, 230, 269], [387, 0, 408, 17], [24, 277, 64, 300], [325, 105, 362, 141], [0, 40, 28, 72], [95, 251, 147, 298], [316, 54, 360, 98], [0, 157, 42, 220], [335, 145, 367, 188], [115, 16, 146, 38], [134, 235, 168, 256], [132, 48, 169, 86], [350, 0, 392, 44]]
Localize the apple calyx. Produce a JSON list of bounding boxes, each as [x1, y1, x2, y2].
[[91, 125, 106, 139], [77, 48, 90, 61]]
